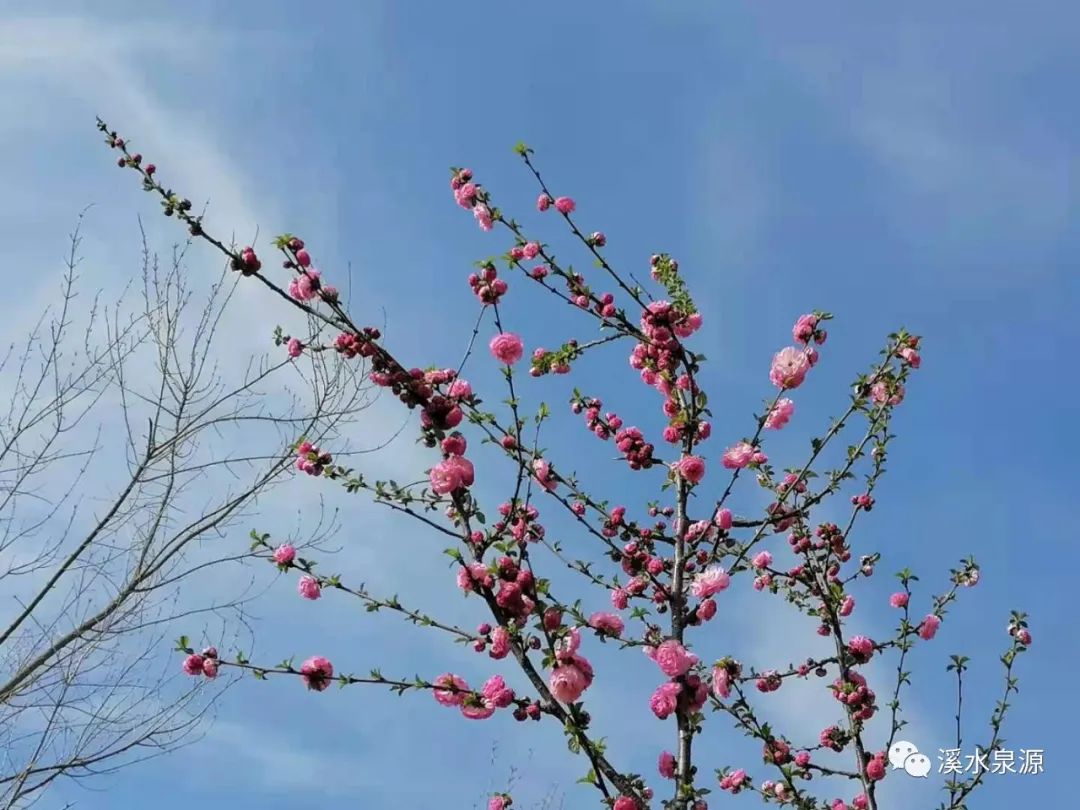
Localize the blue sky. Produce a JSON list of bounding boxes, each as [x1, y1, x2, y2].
[[1, 2, 1076, 808]]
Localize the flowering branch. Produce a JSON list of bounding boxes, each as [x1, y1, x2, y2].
[[97, 119, 1030, 810]]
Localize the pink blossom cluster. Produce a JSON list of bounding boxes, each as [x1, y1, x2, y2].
[[451, 168, 494, 231], [433, 673, 520, 721], [531, 457, 558, 491], [237, 245, 261, 275], [587, 611, 624, 638], [429, 428, 476, 496], [755, 670, 782, 693], [469, 262, 508, 305], [333, 327, 379, 360], [830, 670, 877, 720], [548, 627, 594, 703], [763, 736, 792, 765], [764, 397, 795, 430], [473, 622, 512, 659], [918, 614, 942, 640], [572, 396, 624, 441], [646, 641, 708, 719], [534, 194, 575, 215], [710, 658, 741, 699], [614, 426, 657, 470], [282, 240, 338, 302], [486, 556, 538, 621], [296, 440, 332, 476], [847, 635, 875, 664], [289, 268, 322, 302], [182, 646, 220, 679], [722, 441, 766, 470], [719, 768, 748, 794], [850, 492, 876, 511], [493, 500, 545, 545], [663, 415, 710, 446], [1008, 620, 1032, 647], [530, 346, 572, 376], [630, 297, 703, 395], [819, 724, 850, 752]]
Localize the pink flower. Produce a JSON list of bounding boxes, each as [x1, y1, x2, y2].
[[711, 666, 731, 699], [691, 565, 730, 598], [793, 313, 819, 344], [840, 595, 855, 617], [441, 433, 467, 456], [770, 347, 810, 389], [288, 269, 321, 302], [613, 798, 638, 810], [871, 381, 905, 406], [847, 635, 874, 662], [866, 753, 886, 781], [460, 700, 496, 720], [182, 654, 204, 676], [588, 612, 624, 638], [889, 592, 909, 609], [649, 640, 699, 677], [273, 544, 296, 566], [434, 673, 470, 707], [549, 660, 591, 703], [650, 681, 682, 719], [752, 551, 772, 569], [490, 333, 524, 365], [765, 398, 795, 430], [1015, 628, 1032, 646], [296, 440, 331, 476], [202, 658, 219, 679], [532, 458, 557, 491], [430, 455, 475, 495], [298, 575, 321, 600], [488, 797, 511, 810], [489, 626, 511, 660], [448, 378, 473, 399], [474, 203, 494, 231], [722, 442, 756, 469], [554, 196, 576, 214], [720, 768, 748, 793], [715, 507, 733, 530], [481, 675, 515, 709], [918, 614, 941, 640], [286, 337, 303, 358], [300, 656, 334, 691], [522, 241, 540, 259], [697, 598, 717, 621], [555, 627, 581, 658], [537, 193, 552, 212], [674, 454, 706, 484], [658, 751, 677, 779]]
